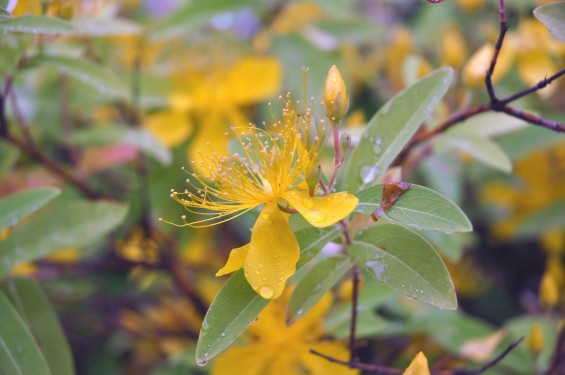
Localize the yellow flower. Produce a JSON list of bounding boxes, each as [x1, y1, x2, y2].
[[212, 293, 358, 375], [167, 95, 358, 299], [403, 352, 430, 375], [146, 57, 282, 172]]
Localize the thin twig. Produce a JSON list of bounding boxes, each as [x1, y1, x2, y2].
[[453, 337, 524, 375]]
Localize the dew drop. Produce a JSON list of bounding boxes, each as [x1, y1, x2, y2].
[[259, 285, 274, 299], [304, 210, 326, 224], [360, 166, 379, 184], [260, 212, 270, 220], [302, 197, 315, 208], [197, 359, 208, 366], [221, 332, 226, 337]]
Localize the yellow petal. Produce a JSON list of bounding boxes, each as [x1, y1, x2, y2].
[[282, 190, 358, 228], [517, 50, 557, 97], [224, 57, 282, 105], [187, 113, 230, 174], [302, 342, 358, 375], [145, 111, 191, 147], [216, 245, 249, 276], [212, 344, 272, 375], [244, 203, 299, 299], [403, 352, 430, 375]]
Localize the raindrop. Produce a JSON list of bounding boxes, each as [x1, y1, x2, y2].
[[297, 308, 305, 316], [304, 210, 326, 224], [220, 332, 226, 337], [259, 285, 274, 299], [197, 359, 208, 366], [360, 166, 379, 184], [302, 197, 315, 208]]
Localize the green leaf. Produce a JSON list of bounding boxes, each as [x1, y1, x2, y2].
[[0, 15, 78, 34], [0, 292, 51, 375], [452, 112, 527, 138], [355, 183, 472, 232], [421, 230, 465, 262], [71, 16, 142, 36], [348, 223, 457, 309], [29, 56, 129, 100], [295, 226, 342, 266], [2, 278, 74, 375], [0, 187, 61, 232], [70, 125, 171, 164], [152, 0, 257, 39], [343, 67, 453, 193], [534, 2, 565, 42], [435, 131, 512, 173], [327, 311, 387, 339], [195, 269, 269, 365], [287, 255, 353, 325], [0, 200, 128, 278], [0, 7, 12, 21], [518, 200, 565, 238]]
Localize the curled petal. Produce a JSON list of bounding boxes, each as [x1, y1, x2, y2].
[[245, 203, 299, 299], [216, 245, 249, 276], [282, 190, 358, 228]]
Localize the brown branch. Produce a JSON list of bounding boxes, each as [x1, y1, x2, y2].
[[485, 0, 508, 102], [453, 337, 523, 375]]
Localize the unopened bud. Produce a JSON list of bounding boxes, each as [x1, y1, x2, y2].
[[306, 165, 321, 196], [339, 132, 351, 150], [324, 65, 348, 122], [528, 323, 544, 355]]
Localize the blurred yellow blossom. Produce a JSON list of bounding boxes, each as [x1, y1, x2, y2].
[[528, 322, 545, 354], [440, 24, 468, 69], [166, 93, 358, 299], [403, 351, 430, 375], [212, 293, 357, 375], [146, 57, 282, 171], [463, 42, 515, 88]]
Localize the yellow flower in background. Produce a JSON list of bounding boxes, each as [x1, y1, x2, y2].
[[212, 293, 357, 375], [403, 352, 430, 375], [513, 20, 563, 97], [463, 42, 515, 88], [146, 57, 282, 171], [167, 95, 358, 299], [439, 24, 468, 69]]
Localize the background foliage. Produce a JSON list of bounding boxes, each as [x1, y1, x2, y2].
[[1, 0, 564, 374]]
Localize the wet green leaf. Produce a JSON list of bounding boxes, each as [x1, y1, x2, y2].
[[0, 15, 78, 34], [287, 255, 353, 324], [0, 200, 128, 278], [348, 223, 457, 309], [0, 187, 61, 232], [2, 278, 74, 375], [343, 67, 452, 193], [0, 292, 51, 375], [195, 270, 269, 365], [355, 183, 472, 232], [294, 226, 342, 266]]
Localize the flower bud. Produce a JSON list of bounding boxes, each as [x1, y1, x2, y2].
[[324, 65, 348, 122], [528, 323, 544, 355], [339, 132, 351, 150]]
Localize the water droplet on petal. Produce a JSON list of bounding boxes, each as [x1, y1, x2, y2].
[[304, 210, 326, 224], [302, 197, 315, 208], [259, 285, 274, 299], [261, 212, 270, 220]]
